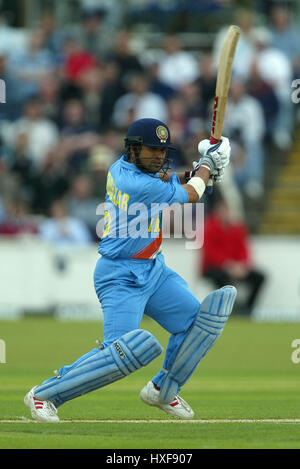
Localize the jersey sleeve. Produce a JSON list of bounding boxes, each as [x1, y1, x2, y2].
[[142, 173, 189, 206]]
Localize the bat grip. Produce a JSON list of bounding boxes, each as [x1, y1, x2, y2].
[[205, 182, 214, 195], [209, 136, 220, 145], [204, 137, 221, 195]]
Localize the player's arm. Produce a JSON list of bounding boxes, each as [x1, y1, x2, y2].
[[160, 165, 211, 203], [181, 166, 211, 203], [160, 169, 209, 184], [159, 136, 231, 202], [159, 171, 187, 184]]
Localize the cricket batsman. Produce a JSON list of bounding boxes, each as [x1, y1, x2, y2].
[[24, 118, 236, 422]]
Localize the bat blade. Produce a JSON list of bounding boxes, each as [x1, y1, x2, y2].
[[206, 25, 240, 194]]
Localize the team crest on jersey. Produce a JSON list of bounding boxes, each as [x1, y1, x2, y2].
[[156, 125, 168, 143]]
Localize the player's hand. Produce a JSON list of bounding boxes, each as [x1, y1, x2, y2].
[[192, 161, 225, 183], [197, 136, 231, 172], [210, 167, 225, 183]]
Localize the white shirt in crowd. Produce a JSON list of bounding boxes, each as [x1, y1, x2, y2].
[[224, 94, 266, 143], [158, 50, 200, 90], [2, 117, 59, 167], [113, 92, 169, 128]]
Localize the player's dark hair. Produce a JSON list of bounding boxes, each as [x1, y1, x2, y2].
[[124, 136, 143, 168]]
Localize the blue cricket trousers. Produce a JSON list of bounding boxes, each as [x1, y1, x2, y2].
[[94, 253, 201, 388]]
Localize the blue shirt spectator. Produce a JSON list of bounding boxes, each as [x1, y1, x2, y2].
[[8, 28, 57, 102], [39, 199, 93, 246], [270, 6, 300, 74]]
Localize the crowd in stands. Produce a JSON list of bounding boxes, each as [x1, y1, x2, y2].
[[0, 3, 299, 244]]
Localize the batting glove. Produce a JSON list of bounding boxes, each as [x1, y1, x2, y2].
[[192, 161, 225, 183], [197, 136, 231, 172]]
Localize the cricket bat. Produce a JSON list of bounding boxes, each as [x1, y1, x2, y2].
[[205, 25, 240, 194]]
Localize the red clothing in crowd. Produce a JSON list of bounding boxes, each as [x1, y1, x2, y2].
[[0, 221, 38, 236], [201, 213, 252, 275], [64, 52, 98, 81]]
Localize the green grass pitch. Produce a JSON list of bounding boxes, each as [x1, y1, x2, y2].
[[0, 316, 300, 449]]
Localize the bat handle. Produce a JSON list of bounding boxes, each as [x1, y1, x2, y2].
[[204, 136, 221, 195], [205, 180, 213, 195]]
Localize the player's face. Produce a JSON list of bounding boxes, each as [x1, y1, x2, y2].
[[138, 145, 166, 173]]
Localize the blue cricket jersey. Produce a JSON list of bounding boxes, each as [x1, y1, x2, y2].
[[98, 154, 189, 259]]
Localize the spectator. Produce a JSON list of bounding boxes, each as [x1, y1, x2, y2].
[[3, 98, 59, 169], [145, 60, 176, 102], [199, 198, 265, 315], [214, 167, 246, 223], [30, 149, 70, 215], [38, 11, 65, 59], [85, 143, 115, 201], [195, 54, 217, 118], [253, 27, 294, 149], [61, 98, 93, 134], [79, 0, 125, 33], [167, 96, 188, 140], [157, 35, 200, 91], [39, 198, 92, 246], [0, 195, 4, 223], [76, 65, 104, 128], [60, 98, 100, 172], [166, 96, 190, 169], [106, 30, 144, 85], [223, 77, 266, 198], [67, 175, 100, 239], [0, 150, 19, 204], [269, 5, 300, 76], [8, 133, 36, 205], [247, 60, 279, 140], [0, 11, 27, 58], [0, 53, 23, 121], [38, 73, 62, 124], [8, 28, 57, 102], [0, 198, 38, 236], [112, 72, 169, 130], [73, 8, 112, 60], [179, 81, 207, 135], [60, 35, 98, 84], [99, 60, 126, 131], [212, 9, 257, 80]]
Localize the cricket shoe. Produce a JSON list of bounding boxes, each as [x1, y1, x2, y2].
[[139, 381, 194, 419], [24, 386, 59, 423]]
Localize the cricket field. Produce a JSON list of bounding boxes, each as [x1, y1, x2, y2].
[[0, 315, 300, 449]]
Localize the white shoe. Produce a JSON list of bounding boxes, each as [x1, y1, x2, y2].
[[24, 386, 59, 423], [140, 381, 194, 419]]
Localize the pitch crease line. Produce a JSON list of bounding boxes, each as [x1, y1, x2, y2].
[[1, 418, 300, 424]]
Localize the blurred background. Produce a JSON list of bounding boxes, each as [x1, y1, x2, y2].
[[0, 0, 299, 322]]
